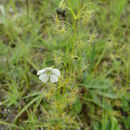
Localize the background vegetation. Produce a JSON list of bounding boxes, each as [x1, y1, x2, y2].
[[0, 0, 129, 130]]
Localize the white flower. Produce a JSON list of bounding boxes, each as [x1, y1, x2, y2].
[[37, 67, 60, 83]]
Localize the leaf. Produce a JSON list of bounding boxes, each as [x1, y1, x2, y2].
[[113, 0, 127, 32], [94, 117, 120, 130], [93, 122, 102, 130], [72, 98, 82, 114], [84, 76, 112, 90], [122, 116, 130, 130], [110, 117, 120, 130], [91, 93, 111, 109], [95, 90, 118, 99]]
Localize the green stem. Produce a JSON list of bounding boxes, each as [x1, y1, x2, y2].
[[26, 0, 29, 19], [66, 0, 76, 54], [72, 18, 76, 54], [66, 0, 75, 18], [102, 82, 106, 130], [0, 120, 20, 129]]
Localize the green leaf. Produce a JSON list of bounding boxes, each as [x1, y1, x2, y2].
[[91, 93, 111, 109], [85, 76, 112, 90], [122, 116, 130, 130], [94, 117, 120, 130], [72, 98, 82, 114], [110, 117, 120, 130], [95, 90, 118, 99], [94, 122, 102, 130]]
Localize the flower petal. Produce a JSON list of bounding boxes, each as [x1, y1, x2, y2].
[[45, 67, 53, 71], [50, 75, 58, 83], [37, 69, 46, 75], [39, 74, 49, 83], [37, 67, 53, 75], [52, 69, 60, 77]]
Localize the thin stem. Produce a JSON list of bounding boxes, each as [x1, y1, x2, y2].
[[72, 18, 76, 54], [66, 0, 75, 19], [80, 0, 84, 9], [26, 0, 29, 19], [66, 0, 76, 54], [102, 82, 106, 130], [13, 95, 40, 122]]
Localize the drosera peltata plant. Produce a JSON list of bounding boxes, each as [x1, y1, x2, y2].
[[0, 0, 95, 129]]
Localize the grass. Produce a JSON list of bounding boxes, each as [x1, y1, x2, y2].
[[0, 0, 129, 130]]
